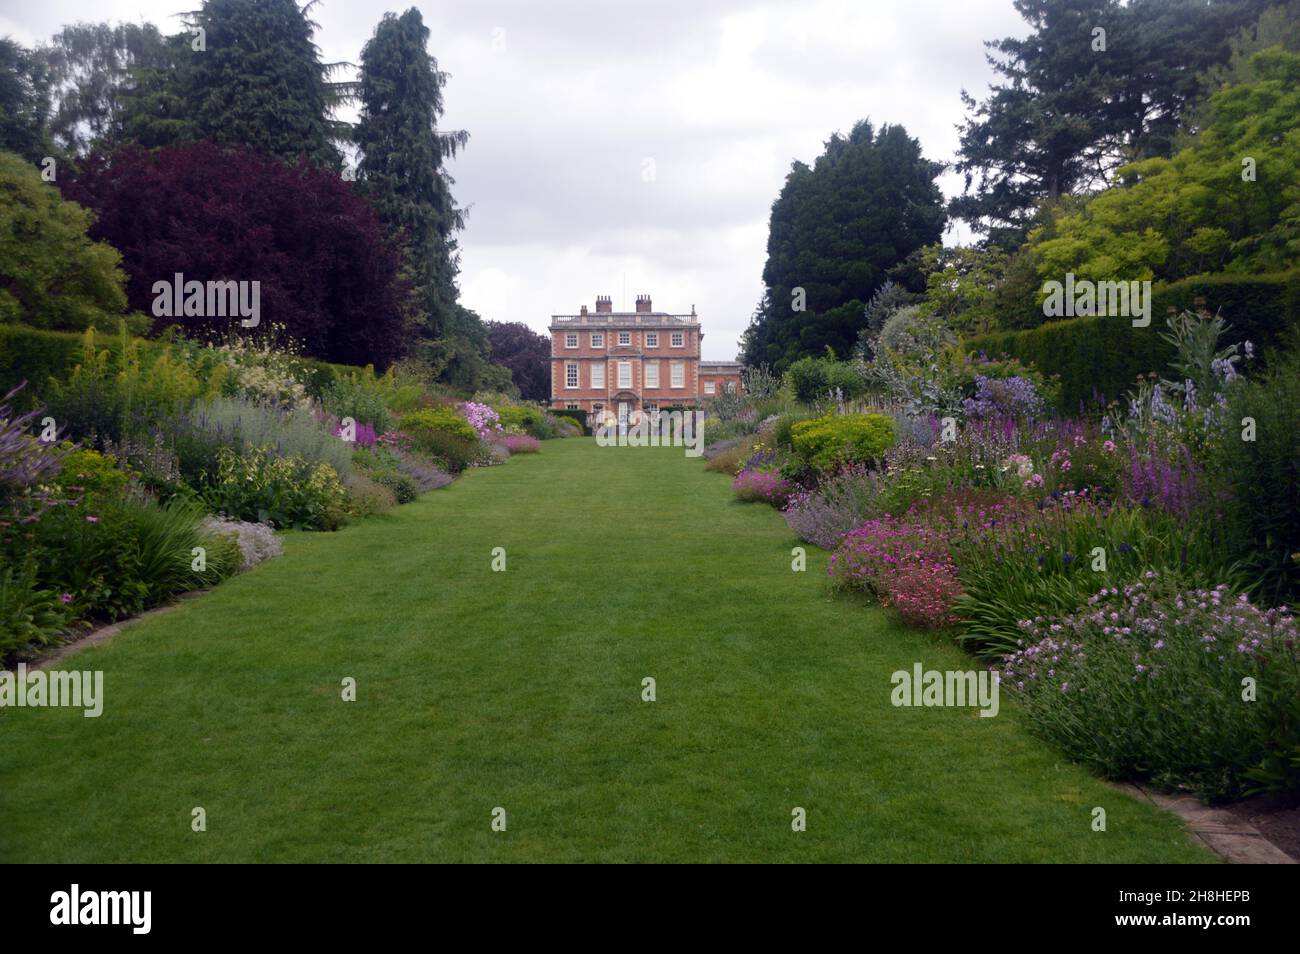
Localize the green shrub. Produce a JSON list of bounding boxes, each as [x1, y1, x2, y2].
[[0, 324, 94, 404], [790, 413, 895, 469], [773, 409, 820, 450], [400, 407, 477, 443], [0, 322, 379, 412], [369, 468, 419, 504], [0, 561, 72, 661], [548, 407, 588, 434], [1002, 578, 1299, 801], [202, 448, 347, 530], [785, 357, 829, 402], [495, 404, 544, 431], [45, 326, 210, 444], [322, 369, 395, 433], [399, 407, 480, 472], [1207, 346, 1300, 604], [345, 472, 398, 517], [52, 448, 130, 501], [785, 355, 868, 403], [28, 497, 240, 622]]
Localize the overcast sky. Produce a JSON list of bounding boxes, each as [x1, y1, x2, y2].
[[3, 0, 1028, 359]]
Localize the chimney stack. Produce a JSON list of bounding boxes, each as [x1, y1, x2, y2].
[[580, 305, 588, 316], [595, 295, 613, 314], [635, 294, 652, 313]]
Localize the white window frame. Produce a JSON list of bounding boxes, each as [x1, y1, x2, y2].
[[590, 362, 605, 389], [670, 361, 685, 389], [704, 381, 716, 395], [566, 403, 578, 410], [670, 331, 684, 348], [725, 381, 737, 393], [618, 331, 631, 346], [645, 361, 659, 389], [591, 332, 604, 347], [646, 332, 658, 348], [565, 333, 578, 349], [617, 361, 632, 389], [565, 362, 579, 388]]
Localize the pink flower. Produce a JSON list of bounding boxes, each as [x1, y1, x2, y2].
[[60, 593, 74, 604], [85, 515, 99, 523]]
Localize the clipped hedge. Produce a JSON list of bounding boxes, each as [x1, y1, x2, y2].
[[964, 271, 1300, 412]]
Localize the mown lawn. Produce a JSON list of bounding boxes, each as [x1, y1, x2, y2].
[[0, 438, 1211, 862]]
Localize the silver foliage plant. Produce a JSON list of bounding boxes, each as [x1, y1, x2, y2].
[[202, 516, 283, 571]]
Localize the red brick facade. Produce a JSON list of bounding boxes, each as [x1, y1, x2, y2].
[[550, 295, 743, 427]]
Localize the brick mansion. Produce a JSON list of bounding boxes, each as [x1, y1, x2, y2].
[[549, 295, 743, 426]]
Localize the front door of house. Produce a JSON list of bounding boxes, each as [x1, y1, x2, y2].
[[618, 401, 630, 427]]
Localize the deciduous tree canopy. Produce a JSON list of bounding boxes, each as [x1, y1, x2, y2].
[[61, 142, 410, 368]]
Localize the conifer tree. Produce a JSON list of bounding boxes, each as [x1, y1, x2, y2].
[[354, 8, 470, 341], [184, 0, 344, 170]]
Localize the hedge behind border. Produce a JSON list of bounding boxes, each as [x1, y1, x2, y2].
[[963, 271, 1300, 413]]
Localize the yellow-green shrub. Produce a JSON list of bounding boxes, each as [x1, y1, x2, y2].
[[790, 413, 895, 470]]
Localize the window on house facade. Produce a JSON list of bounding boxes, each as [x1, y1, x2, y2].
[[566, 403, 578, 410], [618, 331, 631, 346], [644, 402, 659, 420], [646, 332, 658, 347], [618, 361, 632, 388], [565, 333, 578, 348], [670, 361, 684, 388], [566, 362, 578, 388], [704, 381, 715, 395], [671, 331, 684, 347], [645, 361, 659, 388], [590, 362, 605, 389], [591, 333, 604, 347], [725, 381, 737, 393]]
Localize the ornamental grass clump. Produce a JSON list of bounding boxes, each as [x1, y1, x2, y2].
[[1000, 577, 1300, 801]]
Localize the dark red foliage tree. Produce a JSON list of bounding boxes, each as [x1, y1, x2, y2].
[[485, 321, 550, 401], [61, 141, 412, 368]]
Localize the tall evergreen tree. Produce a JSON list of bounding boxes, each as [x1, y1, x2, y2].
[[741, 120, 945, 371], [354, 8, 469, 342], [953, 0, 1272, 246], [182, 0, 344, 170]]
